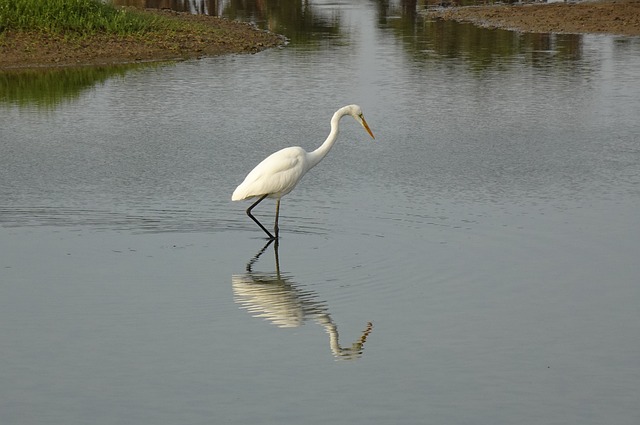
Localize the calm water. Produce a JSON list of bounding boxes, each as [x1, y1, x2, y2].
[[2, 1, 640, 424]]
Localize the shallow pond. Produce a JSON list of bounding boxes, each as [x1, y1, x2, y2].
[[1, 1, 639, 424]]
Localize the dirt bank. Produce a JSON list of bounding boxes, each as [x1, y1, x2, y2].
[[0, 10, 284, 70], [427, 0, 640, 36]]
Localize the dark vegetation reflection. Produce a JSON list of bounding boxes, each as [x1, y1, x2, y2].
[[0, 64, 152, 108], [378, 0, 584, 69], [232, 240, 374, 360]]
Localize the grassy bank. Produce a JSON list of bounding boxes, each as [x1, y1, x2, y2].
[[0, 0, 284, 69], [0, 0, 167, 34]]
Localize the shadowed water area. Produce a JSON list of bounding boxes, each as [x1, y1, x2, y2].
[[1, 1, 639, 424]]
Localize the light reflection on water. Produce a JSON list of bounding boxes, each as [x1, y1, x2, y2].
[[1, 1, 640, 425]]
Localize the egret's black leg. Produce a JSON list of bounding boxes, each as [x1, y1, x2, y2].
[[246, 194, 275, 240], [274, 198, 281, 239]]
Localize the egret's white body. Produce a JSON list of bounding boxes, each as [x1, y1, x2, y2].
[[231, 146, 309, 201], [232, 104, 375, 239]]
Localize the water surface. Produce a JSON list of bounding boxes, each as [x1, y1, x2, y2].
[[1, 1, 639, 424]]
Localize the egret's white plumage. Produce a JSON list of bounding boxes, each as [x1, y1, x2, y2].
[[231, 147, 307, 201], [232, 104, 375, 239]]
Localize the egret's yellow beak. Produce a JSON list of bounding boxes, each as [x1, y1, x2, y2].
[[361, 116, 375, 139]]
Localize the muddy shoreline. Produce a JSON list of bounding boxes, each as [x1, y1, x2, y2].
[[427, 0, 640, 36]]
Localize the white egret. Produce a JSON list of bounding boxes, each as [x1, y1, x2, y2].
[[232, 104, 375, 239]]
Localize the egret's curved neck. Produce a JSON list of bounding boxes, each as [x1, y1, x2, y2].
[[306, 107, 349, 170]]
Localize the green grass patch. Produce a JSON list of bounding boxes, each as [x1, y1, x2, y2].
[[0, 0, 169, 35]]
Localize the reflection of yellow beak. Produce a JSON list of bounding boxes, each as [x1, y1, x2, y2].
[[361, 117, 375, 139]]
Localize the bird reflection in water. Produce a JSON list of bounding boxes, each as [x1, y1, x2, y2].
[[232, 240, 373, 360]]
